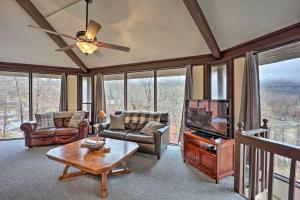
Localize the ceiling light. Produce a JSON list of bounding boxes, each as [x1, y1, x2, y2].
[[76, 41, 97, 54]]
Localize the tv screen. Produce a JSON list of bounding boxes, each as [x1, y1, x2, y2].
[[186, 99, 231, 138]]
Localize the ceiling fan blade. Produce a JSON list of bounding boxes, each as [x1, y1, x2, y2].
[[85, 20, 101, 40], [55, 44, 76, 52], [96, 42, 130, 52], [28, 25, 77, 41]]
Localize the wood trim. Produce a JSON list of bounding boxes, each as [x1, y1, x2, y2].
[[15, 0, 88, 73], [182, 0, 221, 59], [0, 62, 82, 75], [89, 54, 215, 74], [223, 22, 300, 59], [203, 64, 211, 99], [227, 59, 235, 138]]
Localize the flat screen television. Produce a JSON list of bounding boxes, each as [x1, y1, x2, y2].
[[185, 99, 232, 139]]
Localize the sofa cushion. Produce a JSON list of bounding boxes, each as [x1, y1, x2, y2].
[[55, 128, 79, 136], [63, 117, 71, 127], [68, 111, 85, 128], [54, 118, 63, 128], [140, 121, 164, 136], [125, 132, 155, 144], [124, 111, 161, 124], [30, 128, 56, 138], [99, 129, 127, 140], [109, 114, 125, 130], [35, 113, 55, 129]]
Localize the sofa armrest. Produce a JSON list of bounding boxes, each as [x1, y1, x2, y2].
[[156, 126, 169, 135], [78, 119, 89, 138], [94, 122, 110, 130], [20, 121, 37, 134], [20, 121, 37, 148], [153, 125, 170, 159]]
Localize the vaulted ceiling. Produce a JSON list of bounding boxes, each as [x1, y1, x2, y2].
[[0, 0, 300, 69]]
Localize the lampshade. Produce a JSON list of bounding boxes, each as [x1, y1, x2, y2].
[[76, 41, 98, 54], [98, 111, 107, 120]]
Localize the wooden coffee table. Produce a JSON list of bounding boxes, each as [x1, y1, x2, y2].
[[46, 138, 139, 198]]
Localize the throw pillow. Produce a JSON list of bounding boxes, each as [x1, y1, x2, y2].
[[140, 121, 164, 136], [35, 113, 55, 129], [68, 111, 85, 128], [109, 114, 125, 130]]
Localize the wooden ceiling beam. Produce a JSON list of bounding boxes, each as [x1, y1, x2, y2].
[[15, 0, 88, 73], [183, 0, 222, 59]]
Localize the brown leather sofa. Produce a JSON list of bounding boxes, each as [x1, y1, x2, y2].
[[99, 111, 169, 159], [20, 112, 89, 148]]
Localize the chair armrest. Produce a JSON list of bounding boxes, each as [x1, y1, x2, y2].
[[78, 119, 89, 138], [20, 121, 37, 134]]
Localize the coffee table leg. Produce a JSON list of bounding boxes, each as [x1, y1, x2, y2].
[[59, 165, 86, 180], [101, 172, 108, 198]]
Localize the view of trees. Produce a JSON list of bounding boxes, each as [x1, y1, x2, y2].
[[128, 72, 154, 111], [260, 57, 300, 181], [0, 72, 61, 139], [157, 69, 186, 143], [104, 69, 186, 144], [104, 74, 125, 115], [32, 74, 61, 115], [0, 72, 29, 139]]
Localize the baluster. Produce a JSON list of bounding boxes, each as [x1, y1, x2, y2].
[[267, 152, 274, 200], [249, 146, 257, 200], [288, 159, 297, 200]]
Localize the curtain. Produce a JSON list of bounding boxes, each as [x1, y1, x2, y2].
[[59, 74, 68, 111], [94, 74, 106, 124], [239, 52, 260, 130], [178, 65, 193, 142]]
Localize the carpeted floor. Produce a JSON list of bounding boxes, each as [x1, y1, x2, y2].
[[0, 140, 244, 200]]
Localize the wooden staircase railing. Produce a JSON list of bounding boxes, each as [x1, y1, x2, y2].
[[234, 119, 300, 200]]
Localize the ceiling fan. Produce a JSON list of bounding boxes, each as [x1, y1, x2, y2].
[[28, 0, 130, 55]]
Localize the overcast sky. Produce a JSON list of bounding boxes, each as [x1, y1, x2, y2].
[[260, 57, 300, 82]]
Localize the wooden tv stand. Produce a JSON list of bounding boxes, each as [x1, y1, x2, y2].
[[183, 130, 234, 183]]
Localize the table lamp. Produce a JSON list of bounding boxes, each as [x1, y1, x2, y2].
[[98, 110, 107, 123]]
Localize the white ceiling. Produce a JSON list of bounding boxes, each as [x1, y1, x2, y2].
[[0, 0, 300, 69], [0, 0, 77, 68], [198, 0, 300, 50]]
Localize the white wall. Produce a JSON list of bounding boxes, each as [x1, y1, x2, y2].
[[192, 65, 204, 99]]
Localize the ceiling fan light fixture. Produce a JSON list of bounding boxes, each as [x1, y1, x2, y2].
[[76, 41, 97, 54]]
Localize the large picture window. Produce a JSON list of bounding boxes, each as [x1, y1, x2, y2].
[[259, 42, 300, 181], [127, 71, 154, 111], [0, 72, 29, 139], [157, 68, 186, 143], [32, 74, 61, 115], [104, 74, 124, 115], [211, 64, 227, 99], [82, 76, 92, 121]]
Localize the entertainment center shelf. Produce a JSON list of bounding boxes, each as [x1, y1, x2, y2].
[[183, 131, 235, 183]]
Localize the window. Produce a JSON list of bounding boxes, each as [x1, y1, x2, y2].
[[82, 76, 92, 121], [211, 64, 227, 99], [127, 71, 154, 111], [104, 74, 124, 115], [32, 74, 61, 115], [259, 42, 300, 181], [0, 72, 29, 139], [157, 68, 186, 144]]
